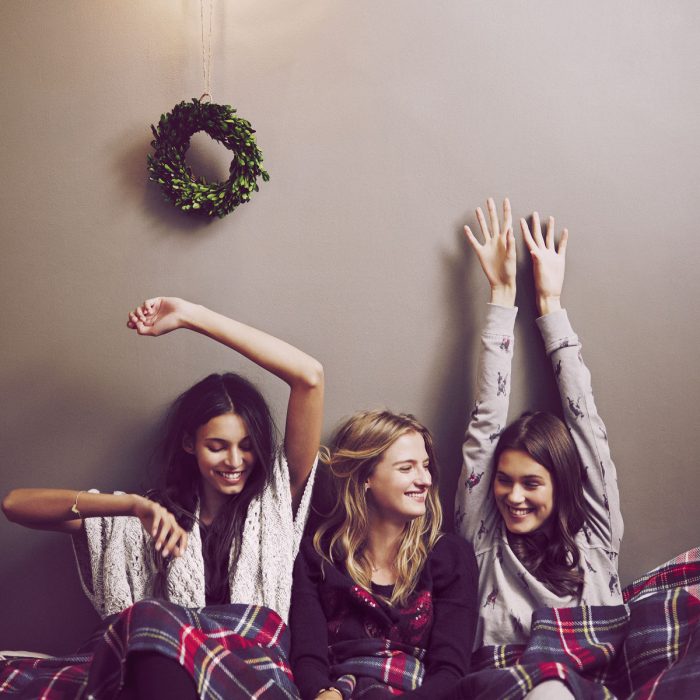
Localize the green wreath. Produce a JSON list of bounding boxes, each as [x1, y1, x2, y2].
[[147, 98, 270, 219]]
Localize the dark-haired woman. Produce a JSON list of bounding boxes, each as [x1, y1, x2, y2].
[[454, 199, 622, 661], [2, 296, 323, 698]]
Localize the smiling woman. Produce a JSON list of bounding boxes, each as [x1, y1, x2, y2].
[[454, 198, 623, 666], [290, 410, 479, 700], [186, 412, 257, 503], [1, 295, 324, 699], [364, 431, 433, 529], [493, 447, 555, 534]]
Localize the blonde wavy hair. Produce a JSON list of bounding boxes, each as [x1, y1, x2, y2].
[[313, 409, 443, 607]]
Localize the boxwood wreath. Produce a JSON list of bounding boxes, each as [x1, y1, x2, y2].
[[147, 98, 269, 218]]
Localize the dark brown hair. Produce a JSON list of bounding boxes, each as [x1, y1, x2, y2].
[[494, 411, 588, 597], [149, 373, 276, 601]]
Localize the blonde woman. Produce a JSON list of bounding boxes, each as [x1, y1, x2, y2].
[[290, 410, 478, 700]]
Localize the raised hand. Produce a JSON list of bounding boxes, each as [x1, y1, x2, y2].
[[520, 212, 568, 316], [131, 495, 188, 558], [464, 197, 516, 306], [126, 297, 191, 337]]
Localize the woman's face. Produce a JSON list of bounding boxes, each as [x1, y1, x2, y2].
[[364, 431, 432, 525], [493, 448, 554, 534], [184, 412, 256, 502]]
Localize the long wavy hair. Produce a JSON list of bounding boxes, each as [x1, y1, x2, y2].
[[313, 409, 443, 607], [149, 373, 276, 601], [494, 411, 588, 597]]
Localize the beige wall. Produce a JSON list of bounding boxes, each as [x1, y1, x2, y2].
[[1, 0, 698, 653]]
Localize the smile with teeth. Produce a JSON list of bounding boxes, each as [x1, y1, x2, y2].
[[405, 491, 427, 501], [506, 505, 534, 517], [214, 469, 245, 482]]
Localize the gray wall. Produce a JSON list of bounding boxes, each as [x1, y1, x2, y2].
[[1, 1, 698, 653]]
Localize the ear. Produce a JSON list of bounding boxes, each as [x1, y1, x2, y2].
[[182, 435, 195, 454]]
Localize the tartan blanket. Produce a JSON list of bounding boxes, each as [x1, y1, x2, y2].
[[0, 600, 299, 700], [329, 639, 426, 698], [456, 547, 700, 699]]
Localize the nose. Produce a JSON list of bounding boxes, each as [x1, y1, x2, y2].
[[507, 483, 524, 504], [415, 466, 432, 487], [226, 447, 244, 469]]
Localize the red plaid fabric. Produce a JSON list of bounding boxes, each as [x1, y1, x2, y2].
[[329, 638, 426, 698], [623, 546, 700, 603], [0, 600, 298, 699], [459, 548, 700, 699]]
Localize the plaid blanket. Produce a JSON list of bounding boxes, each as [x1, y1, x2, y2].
[[329, 638, 426, 698], [0, 600, 298, 700], [456, 547, 700, 699]]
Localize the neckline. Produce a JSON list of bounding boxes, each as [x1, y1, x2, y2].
[[371, 581, 395, 595]]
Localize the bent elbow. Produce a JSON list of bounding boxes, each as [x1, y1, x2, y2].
[[2, 490, 20, 523], [300, 360, 324, 390]]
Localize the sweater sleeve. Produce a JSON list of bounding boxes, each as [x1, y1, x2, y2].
[[455, 304, 518, 548], [403, 535, 479, 700], [289, 539, 336, 700], [536, 309, 623, 553]]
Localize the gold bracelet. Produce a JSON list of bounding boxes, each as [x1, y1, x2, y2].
[[71, 490, 84, 519]]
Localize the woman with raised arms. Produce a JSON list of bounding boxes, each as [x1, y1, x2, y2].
[[2, 296, 323, 699], [454, 199, 622, 698]]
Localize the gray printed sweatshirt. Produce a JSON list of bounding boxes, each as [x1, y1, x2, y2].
[[455, 305, 624, 648]]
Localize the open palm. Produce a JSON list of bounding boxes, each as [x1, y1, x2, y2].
[[464, 197, 516, 291]]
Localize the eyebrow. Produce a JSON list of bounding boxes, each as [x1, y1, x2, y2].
[[392, 459, 430, 466], [496, 471, 545, 480]]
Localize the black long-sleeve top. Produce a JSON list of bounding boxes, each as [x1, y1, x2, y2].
[[290, 533, 479, 700]]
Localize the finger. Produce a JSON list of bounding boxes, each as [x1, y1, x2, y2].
[[520, 218, 536, 251], [545, 216, 554, 249], [557, 228, 569, 256], [505, 228, 515, 259], [163, 525, 181, 558], [177, 530, 189, 556], [487, 197, 500, 236], [532, 212, 545, 247], [464, 225, 482, 250], [136, 320, 153, 337], [155, 520, 169, 552], [136, 305, 147, 323], [155, 506, 171, 542], [127, 312, 138, 329], [503, 198, 512, 235], [151, 510, 162, 544], [476, 207, 491, 241]]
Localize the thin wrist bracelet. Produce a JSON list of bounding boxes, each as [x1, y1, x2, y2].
[[71, 490, 84, 519]]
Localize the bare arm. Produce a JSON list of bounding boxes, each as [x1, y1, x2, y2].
[[127, 297, 324, 507], [2, 488, 188, 557]]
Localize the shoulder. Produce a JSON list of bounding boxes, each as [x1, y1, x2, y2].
[[427, 533, 478, 582], [296, 535, 325, 572]]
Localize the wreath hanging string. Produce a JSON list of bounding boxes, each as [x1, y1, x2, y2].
[[147, 97, 270, 219], [146, 2, 268, 219]]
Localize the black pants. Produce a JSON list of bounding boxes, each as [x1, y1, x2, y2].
[[117, 651, 199, 700]]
